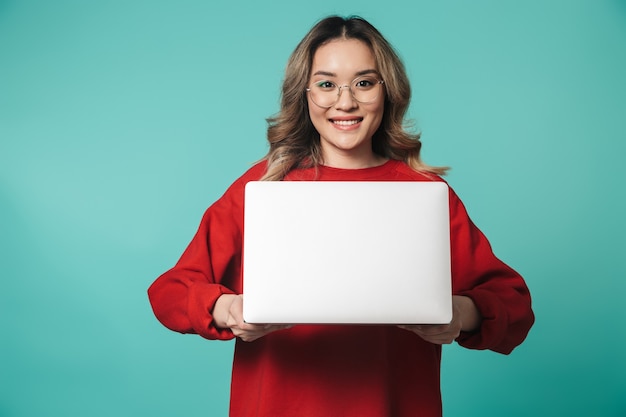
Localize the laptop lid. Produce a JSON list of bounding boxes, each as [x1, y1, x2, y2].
[[242, 181, 452, 324]]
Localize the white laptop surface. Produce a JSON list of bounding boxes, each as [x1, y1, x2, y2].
[[242, 181, 452, 325]]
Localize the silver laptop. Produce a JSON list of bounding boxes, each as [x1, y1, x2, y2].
[[242, 181, 452, 325]]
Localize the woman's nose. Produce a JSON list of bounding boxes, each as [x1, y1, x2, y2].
[[334, 85, 357, 109]]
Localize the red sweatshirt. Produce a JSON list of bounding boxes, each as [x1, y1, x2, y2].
[[148, 159, 534, 417]]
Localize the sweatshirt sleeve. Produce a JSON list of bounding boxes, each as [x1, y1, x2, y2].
[[448, 187, 534, 354], [147, 164, 265, 340]]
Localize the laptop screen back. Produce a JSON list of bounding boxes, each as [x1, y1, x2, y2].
[[242, 181, 452, 324]]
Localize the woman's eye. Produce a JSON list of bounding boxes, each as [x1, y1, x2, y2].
[[355, 79, 375, 88], [315, 81, 335, 89]]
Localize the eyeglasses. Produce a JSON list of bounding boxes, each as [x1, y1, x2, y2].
[[306, 76, 384, 108]]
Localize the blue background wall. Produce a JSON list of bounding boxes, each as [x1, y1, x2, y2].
[[1, 0, 625, 416]]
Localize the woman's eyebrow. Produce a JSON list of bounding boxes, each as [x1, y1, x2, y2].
[[311, 70, 336, 77], [355, 69, 380, 76], [311, 68, 380, 78]]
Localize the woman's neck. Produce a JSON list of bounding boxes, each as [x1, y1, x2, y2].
[[321, 150, 388, 170]]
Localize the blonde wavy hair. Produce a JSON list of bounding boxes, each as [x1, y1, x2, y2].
[[261, 16, 447, 181]]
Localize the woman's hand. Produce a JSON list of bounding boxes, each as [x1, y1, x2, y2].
[[398, 295, 481, 344], [213, 294, 292, 342]]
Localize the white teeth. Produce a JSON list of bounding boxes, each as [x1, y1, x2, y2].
[[332, 119, 360, 126]]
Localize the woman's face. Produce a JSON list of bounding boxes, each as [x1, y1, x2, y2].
[[307, 38, 385, 168]]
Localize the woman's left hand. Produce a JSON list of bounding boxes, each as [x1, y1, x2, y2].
[[398, 295, 481, 344]]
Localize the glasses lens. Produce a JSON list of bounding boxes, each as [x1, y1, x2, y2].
[[351, 76, 381, 103], [308, 80, 337, 108], [308, 76, 382, 107]]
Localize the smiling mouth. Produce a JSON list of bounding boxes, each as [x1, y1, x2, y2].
[[330, 118, 363, 126]]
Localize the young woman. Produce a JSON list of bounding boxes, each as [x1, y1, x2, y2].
[[148, 16, 534, 417]]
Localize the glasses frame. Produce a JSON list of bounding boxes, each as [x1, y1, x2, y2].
[[306, 76, 385, 108]]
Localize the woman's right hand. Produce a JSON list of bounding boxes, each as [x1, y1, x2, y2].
[[213, 294, 292, 342]]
